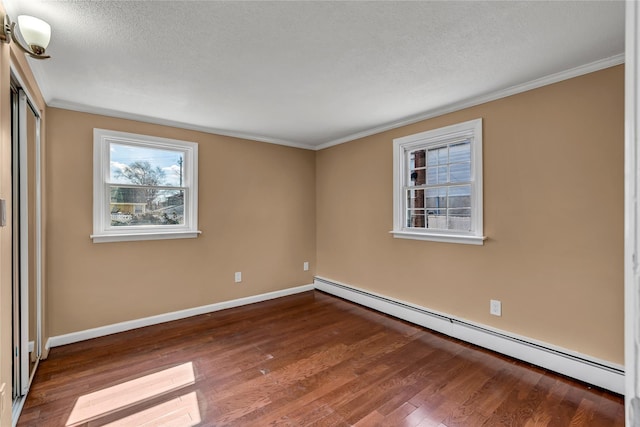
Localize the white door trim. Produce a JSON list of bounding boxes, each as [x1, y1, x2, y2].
[[625, 0, 640, 424]]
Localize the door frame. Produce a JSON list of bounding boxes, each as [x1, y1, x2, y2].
[[625, 0, 640, 425]]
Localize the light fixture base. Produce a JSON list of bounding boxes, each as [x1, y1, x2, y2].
[[0, 14, 51, 59], [0, 14, 11, 44]]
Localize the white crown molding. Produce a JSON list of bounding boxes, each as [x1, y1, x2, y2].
[[45, 54, 623, 152], [315, 53, 626, 151], [46, 99, 317, 151]]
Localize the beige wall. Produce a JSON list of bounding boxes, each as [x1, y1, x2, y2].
[[46, 108, 316, 336], [17, 53, 626, 392], [316, 65, 625, 364]]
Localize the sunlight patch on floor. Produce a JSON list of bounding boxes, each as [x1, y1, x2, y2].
[[103, 391, 201, 427], [65, 362, 196, 426]]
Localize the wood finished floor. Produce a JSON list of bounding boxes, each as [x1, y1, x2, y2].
[[18, 291, 624, 426]]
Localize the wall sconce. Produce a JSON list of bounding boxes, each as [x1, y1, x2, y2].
[[0, 14, 51, 60]]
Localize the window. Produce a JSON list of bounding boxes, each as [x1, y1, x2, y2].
[[392, 118, 485, 245], [92, 129, 200, 243]]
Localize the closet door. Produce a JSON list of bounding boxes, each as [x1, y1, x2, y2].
[[11, 85, 42, 400]]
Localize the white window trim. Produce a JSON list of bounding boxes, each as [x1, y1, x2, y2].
[[91, 129, 200, 243], [391, 118, 485, 245]]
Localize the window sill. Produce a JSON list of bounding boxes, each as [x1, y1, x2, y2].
[[91, 230, 202, 243], [390, 230, 486, 245]]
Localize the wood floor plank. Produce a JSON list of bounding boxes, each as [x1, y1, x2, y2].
[[382, 402, 419, 426], [17, 291, 624, 427], [228, 333, 401, 426]]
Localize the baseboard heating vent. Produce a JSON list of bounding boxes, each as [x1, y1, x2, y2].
[[313, 276, 625, 394]]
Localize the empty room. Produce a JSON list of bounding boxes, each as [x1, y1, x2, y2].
[[1, 0, 638, 426]]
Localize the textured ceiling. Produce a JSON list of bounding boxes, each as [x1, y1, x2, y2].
[[4, 1, 625, 149]]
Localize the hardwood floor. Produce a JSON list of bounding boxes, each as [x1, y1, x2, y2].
[[18, 291, 624, 426]]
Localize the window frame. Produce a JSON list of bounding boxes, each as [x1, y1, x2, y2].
[[91, 128, 200, 243], [391, 118, 485, 245]]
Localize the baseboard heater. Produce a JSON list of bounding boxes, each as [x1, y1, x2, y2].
[[314, 276, 625, 395]]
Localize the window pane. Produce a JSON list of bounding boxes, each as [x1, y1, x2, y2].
[[411, 149, 426, 168], [428, 164, 449, 185], [407, 189, 424, 209], [438, 147, 448, 164], [427, 148, 439, 166], [110, 143, 185, 187], [450, 163, 470, 183], [427, 167, 438, 185], [110, 186, 184, 226], [449, 141, 471, 163], [438, 166, 448, 183], [407, 210, 425, 228], [426, 209, 447, 229], [448, 185, 471, 208], [410, 169, 426, 185], [425, 188, 446, 208], [448, 208, 471, 231]]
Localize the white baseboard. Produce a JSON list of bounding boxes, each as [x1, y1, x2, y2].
[[314, 276, 625, 395], [44, 278, 624, 395], [47, 284, 314, 348]]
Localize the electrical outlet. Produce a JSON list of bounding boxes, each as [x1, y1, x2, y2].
[[234, 272, 242, 283], [490, 299, 502, 316], [303, 262, 309, 271]]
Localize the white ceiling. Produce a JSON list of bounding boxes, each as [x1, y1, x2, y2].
[[4, 1, 625, 149]]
